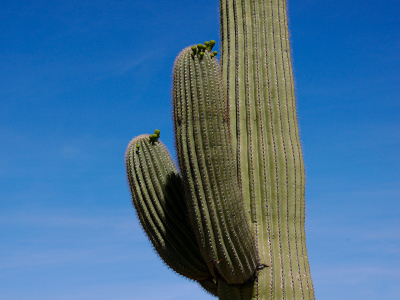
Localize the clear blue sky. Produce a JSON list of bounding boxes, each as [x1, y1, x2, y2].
[[1, 0, 399, 299]]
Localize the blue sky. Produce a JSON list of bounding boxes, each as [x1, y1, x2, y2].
[[1, 0, 399, 299]]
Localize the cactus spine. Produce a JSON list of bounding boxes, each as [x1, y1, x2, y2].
[[125, 0, 314, 299]]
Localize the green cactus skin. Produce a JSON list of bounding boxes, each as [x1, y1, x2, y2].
[[125, 0, 314, 298], [219, 0, 315, 298], [173, 47, 258, 285], [125, 135, 214, 283]]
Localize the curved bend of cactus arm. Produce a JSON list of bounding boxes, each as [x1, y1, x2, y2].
[[125, 134, 212, 281], [198, 277, 218, 297], [173, 46, 258, 285], [217, 277, 256, 300]]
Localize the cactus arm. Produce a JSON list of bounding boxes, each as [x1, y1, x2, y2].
[[220, 0, 314, 298], [173, 47, 258, 285], [125, 134, 212, 281]]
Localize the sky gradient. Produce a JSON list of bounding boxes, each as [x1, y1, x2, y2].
[[1, 0, 399, 299]]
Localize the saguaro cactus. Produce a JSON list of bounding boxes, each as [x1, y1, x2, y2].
[[125, 0, 314, 299]]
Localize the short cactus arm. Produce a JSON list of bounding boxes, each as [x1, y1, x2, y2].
[[173, 46, 258, 285], [125, 134, 213, 281]]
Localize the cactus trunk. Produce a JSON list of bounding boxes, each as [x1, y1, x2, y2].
[[125, 0, 314, 299], [219, 0, 314, 298]]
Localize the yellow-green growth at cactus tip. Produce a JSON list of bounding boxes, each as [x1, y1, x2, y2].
[[148, 129, 160, 144], [125, 0, 314, 299]]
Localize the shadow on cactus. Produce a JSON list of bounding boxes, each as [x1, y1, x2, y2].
[[125, 0, 314, 299]]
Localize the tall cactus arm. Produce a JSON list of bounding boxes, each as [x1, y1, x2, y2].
[[173, 46, 258, 285], [125, 134, 213, 282]]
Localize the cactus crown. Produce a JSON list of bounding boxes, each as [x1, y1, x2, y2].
[[148, 129, 160, 144], [192, 41, 217, 59]]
